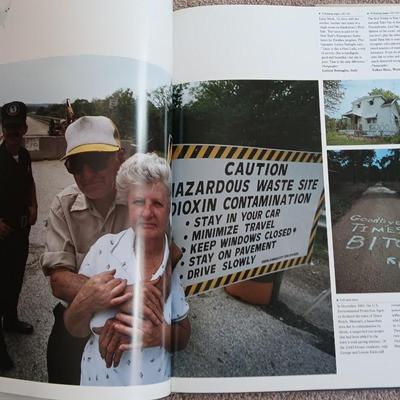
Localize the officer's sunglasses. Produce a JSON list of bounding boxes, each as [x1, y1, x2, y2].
[[64, 152, 115, 175]]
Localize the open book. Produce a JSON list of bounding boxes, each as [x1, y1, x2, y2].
[[0, 1, 400, 399]]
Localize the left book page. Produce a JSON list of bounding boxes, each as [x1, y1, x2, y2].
[[0, 1, 174, 399]]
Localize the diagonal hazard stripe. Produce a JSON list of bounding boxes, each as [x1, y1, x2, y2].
[[184, 145, 196, 159], [220, 146, 231, 159], [184, 255, 309, 296], [209, 145, 221, 159], [196, 145, 208, 159], [172, 144, 184, 160], [172, 145, 322, 163]]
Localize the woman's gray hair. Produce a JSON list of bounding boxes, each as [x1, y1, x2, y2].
[[116, 152, 171, 203]]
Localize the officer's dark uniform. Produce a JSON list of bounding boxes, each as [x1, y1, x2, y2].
[[0, 102, 35, 330], [0, 142, 33, 322]]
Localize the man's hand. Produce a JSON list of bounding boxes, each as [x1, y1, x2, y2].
[[96, 280, 164, 367], [28, 206, 37, 226], [0, 218, 13, 239], [76, 270, 132, 314], [64, 271, 133, 338], [115, 280, 164, 326], [114, 313, 164, 350], [97, 318, 130, 368]]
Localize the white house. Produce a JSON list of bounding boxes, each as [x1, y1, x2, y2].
[[342, 95, 400, 136]]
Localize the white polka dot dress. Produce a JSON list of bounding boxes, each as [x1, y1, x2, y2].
[[78, 229, 189, 386]]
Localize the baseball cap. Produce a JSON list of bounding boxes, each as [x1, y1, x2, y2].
[[62, 116, 121, 160], [1, 101, 27, 128]]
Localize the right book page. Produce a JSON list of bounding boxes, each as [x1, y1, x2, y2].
[[171, 4, 400, 393]]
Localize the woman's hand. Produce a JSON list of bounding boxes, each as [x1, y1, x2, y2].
[[114, 313, 191, 354], [97, 318, 130, 368], [97, 312, 166, 368], [114, 312, 165, 350], [115, 279, 164, 326], [97, 313, 164, 368]]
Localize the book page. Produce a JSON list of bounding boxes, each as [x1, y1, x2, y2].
[[171, 4, 400, 393], [0, 1, 174, 399]]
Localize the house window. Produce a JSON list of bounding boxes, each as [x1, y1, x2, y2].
[[357, 103, 361, 108], [366, 118, 377, 124], [369, 99, 374, 105]]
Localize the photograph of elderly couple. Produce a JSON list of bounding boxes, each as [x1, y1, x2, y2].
[[0, 55, 188, 387], [0, 56, 336, 387]]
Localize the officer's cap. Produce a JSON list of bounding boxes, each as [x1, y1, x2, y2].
[[1, 101, 27, 128], [62, 116, 121, 160]]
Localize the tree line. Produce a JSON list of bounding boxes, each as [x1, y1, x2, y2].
[[34, 88, 167, 152], [32, 79, 329, 154], [328, 150, 400, 185], [172, 80, 322, 152]]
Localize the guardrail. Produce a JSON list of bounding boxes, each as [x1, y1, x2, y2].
[[28, 114, 63, 124]]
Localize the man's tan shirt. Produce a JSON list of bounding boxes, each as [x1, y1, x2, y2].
[[40, 184, 129, 275]]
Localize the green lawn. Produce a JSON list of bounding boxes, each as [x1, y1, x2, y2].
[[327, 131, 400, 146]]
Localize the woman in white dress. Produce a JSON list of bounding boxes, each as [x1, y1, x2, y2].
[[64, 152, 190, 386]]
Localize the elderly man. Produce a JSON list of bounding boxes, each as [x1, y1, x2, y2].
[[0, 101, 37, 370], [40, 116, 130, 384], [41, 116, 176, 385]]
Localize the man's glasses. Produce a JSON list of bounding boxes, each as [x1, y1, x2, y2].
[[64, 152, 115, 175]]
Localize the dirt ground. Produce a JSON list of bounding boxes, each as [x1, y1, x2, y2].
[[333, 183, 400, 294]]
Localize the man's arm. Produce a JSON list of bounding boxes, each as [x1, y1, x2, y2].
[[98, 315, 191, 368], [49, 269, 88, 303], [41, 195, 86, 302], [114, 314, 191, 352], [40, 196, 78, 279], [64, 270, 129, 338]]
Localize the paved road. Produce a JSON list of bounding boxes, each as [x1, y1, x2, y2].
[[2, 161, 335, 382], [333, 183, 400, 294], [26, 116, 49, 136]]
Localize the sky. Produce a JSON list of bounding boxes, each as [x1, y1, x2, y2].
[[0, 55, 171, 105], [328, 79, 400, 119], [331, 149, 396, 168], [374, 149, 393, 167]]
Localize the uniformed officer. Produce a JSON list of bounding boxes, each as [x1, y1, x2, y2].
[[0, 101, 37, 370]]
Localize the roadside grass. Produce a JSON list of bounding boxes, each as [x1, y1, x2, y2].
[[329, 183, 370, 223], [327, 131, 400, 146]]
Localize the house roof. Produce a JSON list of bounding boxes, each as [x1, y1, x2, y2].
[[351, 95, 383, 104], [343, 110, 362, 118], [351, 95, 399, 105], [343, 110, 377, 119], [382, 99, 398, 106]]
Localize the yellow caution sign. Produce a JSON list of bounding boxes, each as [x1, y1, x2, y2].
[[171, 144, 325, 297]]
